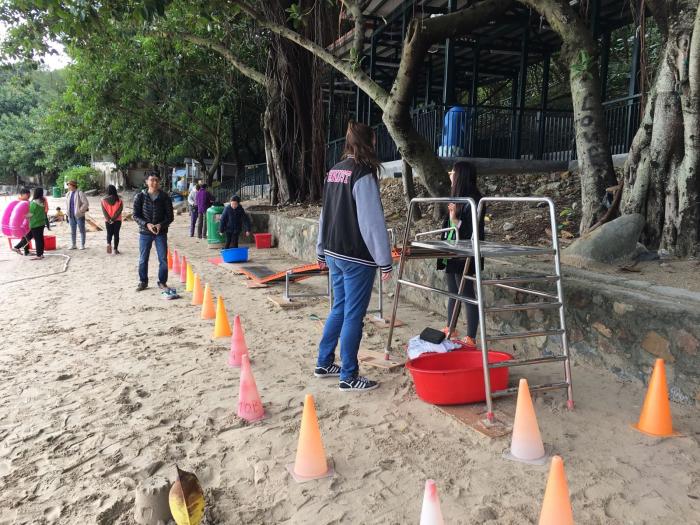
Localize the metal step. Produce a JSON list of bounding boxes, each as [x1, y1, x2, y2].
[[485, 329, 565, 342], [486, 302, 562, 313], [490, 381, 570, 399], [487, 355, 568, 369], [480, 275, 560, 285]]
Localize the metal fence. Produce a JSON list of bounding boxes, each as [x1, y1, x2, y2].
[[212, 162, 270, 203], [325, 95, 642, 167]]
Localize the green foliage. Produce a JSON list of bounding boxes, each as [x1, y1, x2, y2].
[[0, 66, 85, 182], [56, 165, 101, 190], [571, 50, 595, 80]]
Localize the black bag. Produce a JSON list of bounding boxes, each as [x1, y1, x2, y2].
[[420, 327, 445, 345]]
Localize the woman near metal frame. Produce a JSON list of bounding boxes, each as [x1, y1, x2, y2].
[[438, 161, 485, 346], [314, 121, 393, 392]]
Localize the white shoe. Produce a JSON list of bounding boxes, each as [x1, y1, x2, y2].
[[79, 245, 86, 250], [69, 245, 77, 250]]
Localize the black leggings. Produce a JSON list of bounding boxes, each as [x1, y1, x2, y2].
[[15, 227, 45, 257], [106, 221, 122, 249], [445, 272, 479, 339], [224, 232, 239, 249]]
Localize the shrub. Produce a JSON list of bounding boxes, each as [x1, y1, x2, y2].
[[56, 166, 102, 191]]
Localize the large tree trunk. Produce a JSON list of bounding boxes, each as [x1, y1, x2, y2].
[[519, 0, 617, 233], [258, 0, 330, 204], [621, 0, 700, 256]]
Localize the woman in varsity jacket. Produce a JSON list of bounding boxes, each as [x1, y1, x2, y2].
[[314, 121, 393, 392]]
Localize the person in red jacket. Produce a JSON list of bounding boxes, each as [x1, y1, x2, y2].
[[101, 185, 123, 254]]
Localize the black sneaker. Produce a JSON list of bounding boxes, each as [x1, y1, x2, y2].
[[314, 364, 341, 378], [136, 282, 148, 292], [339, 376, 379, 392]]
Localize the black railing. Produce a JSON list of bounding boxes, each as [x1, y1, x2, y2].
[[213, 162, 269, 203], [326, 95, 642, 167]]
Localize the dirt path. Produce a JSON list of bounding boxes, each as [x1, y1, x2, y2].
[[0, 208, 699, 524]]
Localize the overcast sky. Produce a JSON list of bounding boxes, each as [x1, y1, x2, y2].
[[0, 22, 72, 70]]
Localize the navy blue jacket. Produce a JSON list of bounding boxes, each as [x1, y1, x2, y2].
[[219, 204, 251, 234]]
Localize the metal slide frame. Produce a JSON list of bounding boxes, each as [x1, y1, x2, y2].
[[385, 196, 574, 422]]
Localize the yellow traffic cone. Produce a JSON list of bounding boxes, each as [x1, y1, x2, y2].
[[185, 263, 194, 292], [213, 296, 232, 338], [191, 274, 203, 306], [201, 284, 216, 320]]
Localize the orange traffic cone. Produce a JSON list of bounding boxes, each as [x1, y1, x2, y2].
[[228, 315, 249, 368], [504, 378, 547, 464], [237, 354, 265, 422], [167, 247, 173, 270], [538, 456, 573, 525], [200, 284, 216, 320], [286, 394, 333, 482], [179, 256, 187, 283], [419, 480, 444, 525], [633, 359, 678, 437], [191, 274, 203, 306], [172, 250, 180, 274], [212, 296, 232, 338], [185, 263, 194, 292]]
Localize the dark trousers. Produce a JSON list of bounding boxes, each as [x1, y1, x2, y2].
[[224, 232, 239, 249], [138, 233, 168, 285], [445, 272, 479, 339], [106, 221, 122, 249], [189, 205, 198, 236], [16, 227, 45, 257], [196, 211, 207, 238]]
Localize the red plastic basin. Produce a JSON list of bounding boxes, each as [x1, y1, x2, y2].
[[405, 349, 513, 405], [254, 233, 272, 249]]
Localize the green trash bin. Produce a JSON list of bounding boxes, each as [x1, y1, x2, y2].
[[206, 205, 225, 247], [52, 186, 62, 198]]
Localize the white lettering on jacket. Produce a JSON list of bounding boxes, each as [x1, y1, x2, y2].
[[326, 169, 352, 184]]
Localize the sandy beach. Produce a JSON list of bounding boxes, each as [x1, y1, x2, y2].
[[1, 196, 699, 524]]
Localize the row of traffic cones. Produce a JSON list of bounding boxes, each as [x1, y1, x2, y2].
[[168, 246, 677, 522], [168, 247, 264, 422], [169, 246, 334, 474]]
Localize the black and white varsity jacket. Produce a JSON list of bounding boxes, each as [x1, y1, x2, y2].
[[315, 157, 393, 274]]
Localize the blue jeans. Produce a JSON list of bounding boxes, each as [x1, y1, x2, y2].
[[316, 255, 376, 381], [68, 216, 86, 247], [138, 233, 168, 285]]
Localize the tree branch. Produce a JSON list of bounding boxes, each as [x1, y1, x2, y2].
[[177, 32, 268, 86], [390, 0, 512, 112], [418, 0, 513, 42], [340, 0, 365, 69], [231, 0, 389, 110]]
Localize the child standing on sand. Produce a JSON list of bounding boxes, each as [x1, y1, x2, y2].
[[219, 195, 251, 249], [15, 188, 48, 260], [101, 185, 123, 254]]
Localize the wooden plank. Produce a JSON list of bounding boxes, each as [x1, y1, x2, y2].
[[366, 316, 405, 329], [435, 404, 513, 439], [267, 295, 303, 309], [357, 349, 405, 370], [242, 280, 269, 289], [220, 262, 244, 273]]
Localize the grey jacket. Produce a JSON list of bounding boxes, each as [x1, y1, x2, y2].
[[66, 190, 89, 219]]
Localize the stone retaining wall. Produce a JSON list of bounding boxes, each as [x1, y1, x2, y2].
[[250, 211, 700, 405]]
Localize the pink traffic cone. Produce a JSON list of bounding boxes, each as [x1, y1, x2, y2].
[[172, 250, 180, 274], [228, 315, 250, 368], [419, 479, 444, 525], [179, 255, 187, 283], [237, 354, 265, 422]]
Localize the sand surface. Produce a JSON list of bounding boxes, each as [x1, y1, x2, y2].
[[1, 196, 699, 524]]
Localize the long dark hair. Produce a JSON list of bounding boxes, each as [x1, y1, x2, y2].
[[33, 187, 44, 202], [450, 161, 481, 213], [342, 120, 381, 174], [107, 184, 120, 199]]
